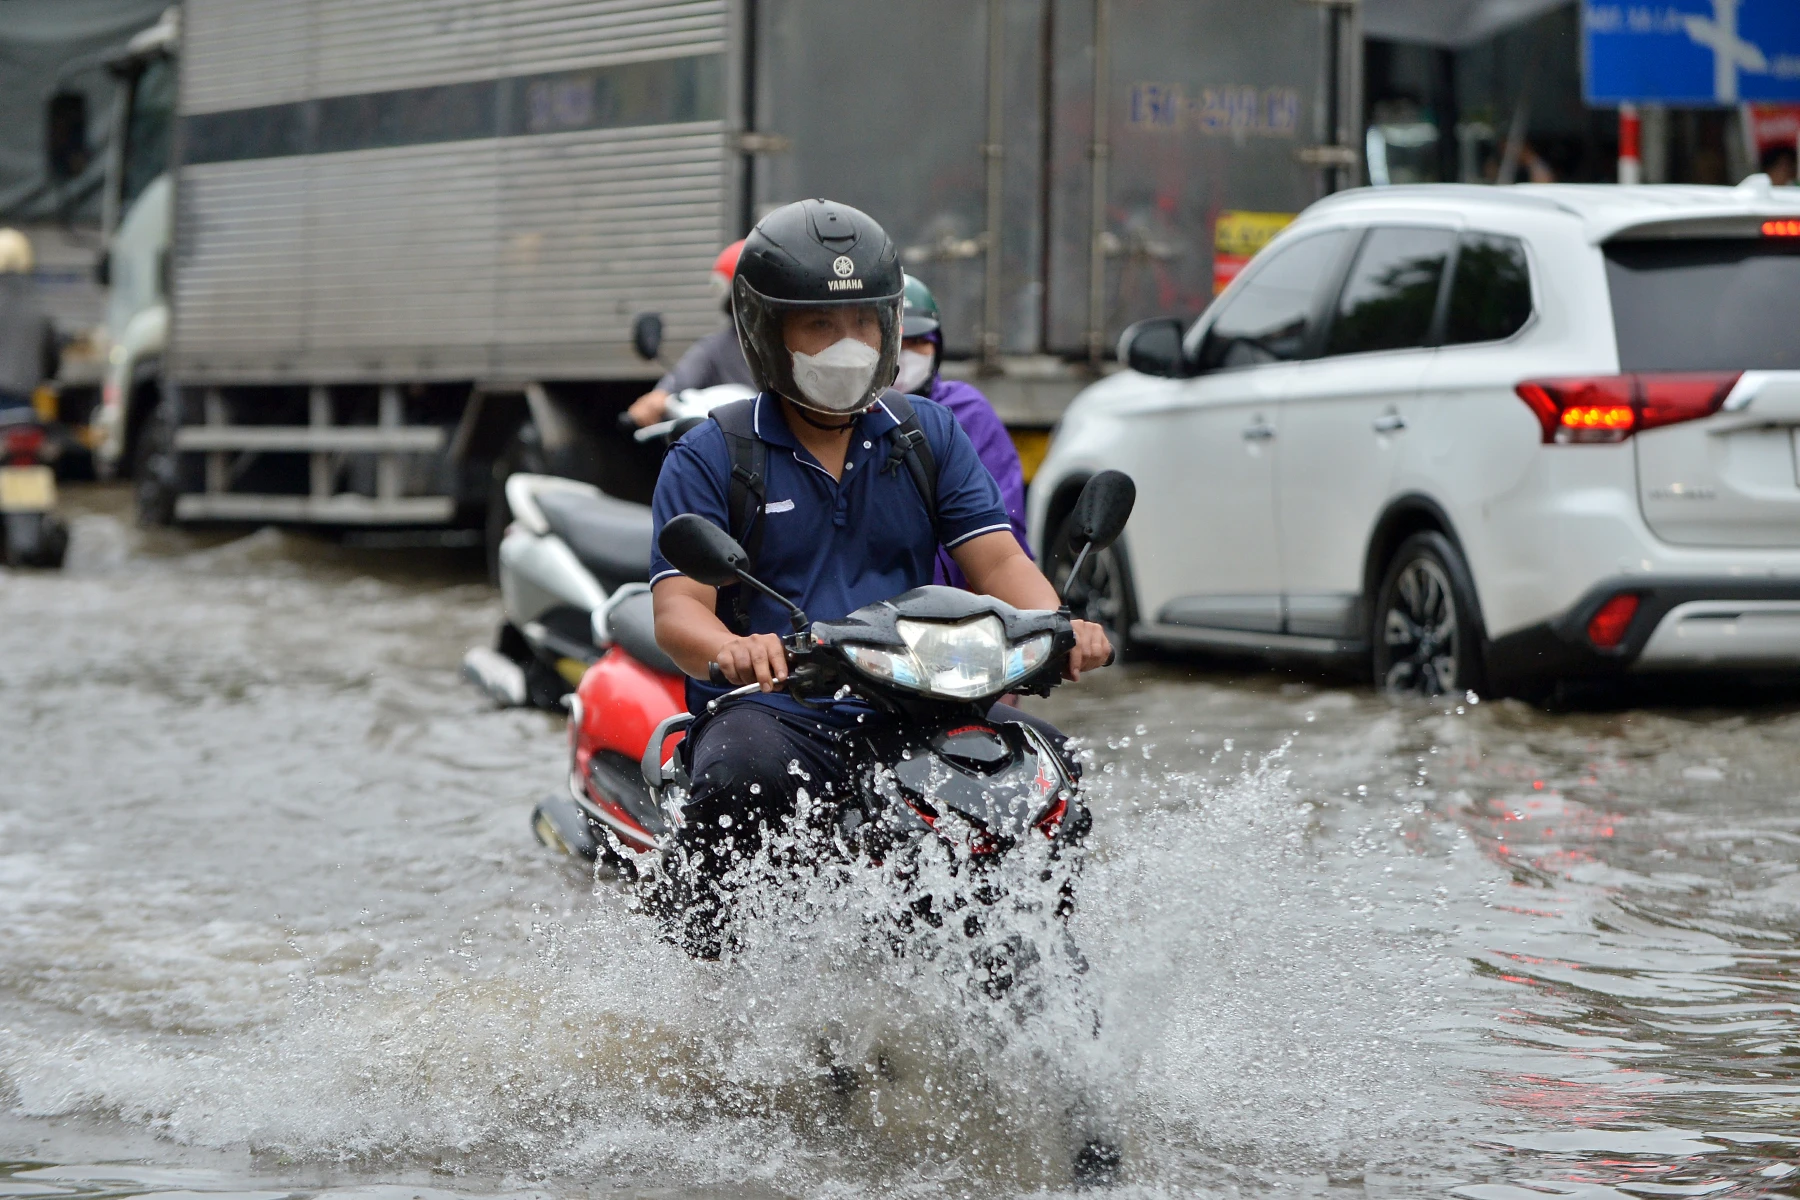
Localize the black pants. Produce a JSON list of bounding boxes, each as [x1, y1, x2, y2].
[[665, 700, 1066, 952]]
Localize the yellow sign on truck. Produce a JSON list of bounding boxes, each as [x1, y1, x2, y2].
[[1212, 210, 1297, 295]]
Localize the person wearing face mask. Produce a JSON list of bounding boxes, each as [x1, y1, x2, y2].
[[647, 199, 1111, 939], [625, 240, 755, 428], [895, 273, 1031, 588]]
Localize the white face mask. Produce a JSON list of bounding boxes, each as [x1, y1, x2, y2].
[[790, 337, 882, 413], [895, 347, 935, 394]]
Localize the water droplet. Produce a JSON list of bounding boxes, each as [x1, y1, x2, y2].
[[718, 814, 733, 828], [749, 782, 761, 795]]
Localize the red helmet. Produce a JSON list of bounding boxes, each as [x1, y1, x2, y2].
[[710, 239, 746, 297]]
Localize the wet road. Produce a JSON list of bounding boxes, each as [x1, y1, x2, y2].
[[5, 485, 1800, 1199]]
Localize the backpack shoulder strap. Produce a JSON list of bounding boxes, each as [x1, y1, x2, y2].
[[709, 398, 765, 635], [877, 391, 941, 545]]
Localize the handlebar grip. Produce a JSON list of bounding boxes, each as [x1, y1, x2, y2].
[[1104, 648, 1116, 668], [708, 662, 728, 686], [616, 411, 640, 433]]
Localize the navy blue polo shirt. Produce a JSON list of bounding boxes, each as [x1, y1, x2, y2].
[[650, 392, 1012, 716]]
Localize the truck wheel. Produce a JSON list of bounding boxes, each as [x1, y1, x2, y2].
[[485, 423, 545, 583], [1371, 532, 1487, 699], [1049, 512, 1137, 660], [132, 395, 181, 527]]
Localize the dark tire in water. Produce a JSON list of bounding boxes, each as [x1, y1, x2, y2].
[[1048, 511, 1137, 661], [2, 512, 64, 567], [485, 422, 546, 584], [1371, 531, 1487, 699], [132, 393, 182, 528]]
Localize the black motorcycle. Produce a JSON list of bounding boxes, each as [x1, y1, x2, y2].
[[646, 470, 1135, 899], [650, 472, 1134, 1187]]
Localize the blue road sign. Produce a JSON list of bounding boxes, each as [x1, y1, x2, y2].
[[1585, 0, 1800, 105]]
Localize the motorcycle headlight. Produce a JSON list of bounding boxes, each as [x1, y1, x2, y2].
[[842, 618, 1054, 701], [1005, 632, 1053, 682], [841, 642, 924, 689]]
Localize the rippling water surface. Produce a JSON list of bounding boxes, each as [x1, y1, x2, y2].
[[3, 487, 1800, 1199]]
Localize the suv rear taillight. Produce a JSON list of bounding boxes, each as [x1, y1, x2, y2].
[[1514, 372, 1742, 444], [1587, 593, 1641, 649]]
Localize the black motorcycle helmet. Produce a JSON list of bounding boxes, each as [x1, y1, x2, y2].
[[732, 199, 904, 414]]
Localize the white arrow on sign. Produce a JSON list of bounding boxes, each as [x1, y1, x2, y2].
[[1684, 0, 1769, 102]]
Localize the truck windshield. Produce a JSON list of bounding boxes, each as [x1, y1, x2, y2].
[[1605, 237, 1800, 371], [121, 56, 175, 212]]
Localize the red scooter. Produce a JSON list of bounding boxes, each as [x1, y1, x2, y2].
[[530, 583, 684, 866]]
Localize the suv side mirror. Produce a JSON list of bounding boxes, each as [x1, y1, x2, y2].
[[631, 312, 664, 362], [1117, 317, 1190, 378]]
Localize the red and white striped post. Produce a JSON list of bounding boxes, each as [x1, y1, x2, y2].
[[1618, 102, 1643, 185]]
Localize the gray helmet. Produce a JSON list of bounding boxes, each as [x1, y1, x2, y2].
[[732, 199, 904, 414]]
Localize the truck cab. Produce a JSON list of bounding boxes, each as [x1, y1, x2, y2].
[[91, 8, 177, 486]]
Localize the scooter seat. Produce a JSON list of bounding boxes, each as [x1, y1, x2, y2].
[[534, 489, 653, 593], [605, 587, 679, 677]]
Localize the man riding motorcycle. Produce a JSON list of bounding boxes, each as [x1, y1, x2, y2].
[[648, 199, 1111, 944], [626, 240, 755, 428], [895, 272, 1032, 588]]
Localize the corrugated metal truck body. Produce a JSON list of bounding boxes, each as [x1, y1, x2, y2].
[[160, 0, 1352, 527]]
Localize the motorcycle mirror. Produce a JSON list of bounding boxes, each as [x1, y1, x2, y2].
[[631, 312, 664, 362], [1066, 470, 1136, 554], [45, 92, 89, 182], [658, 514, 746, 587]]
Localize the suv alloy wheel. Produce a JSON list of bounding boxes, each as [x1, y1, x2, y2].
[[1372, 531, 1487, 698]]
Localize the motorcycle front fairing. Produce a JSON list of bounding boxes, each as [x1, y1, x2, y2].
[[850, 719, 1078, 851], [799, 587, 1082, 849]]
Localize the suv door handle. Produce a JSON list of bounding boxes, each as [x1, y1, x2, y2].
[[1242, 420, 1276, 441], [1372, 413, 1407, 433]]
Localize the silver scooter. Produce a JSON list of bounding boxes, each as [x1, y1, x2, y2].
[[462, 382, 754, 709]]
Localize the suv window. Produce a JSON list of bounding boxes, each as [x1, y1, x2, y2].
[[1605, 238, 1800, 371], [1324, 226, 1454, 356], [1444, 233, 1531, 345], [1196, 230, 1353, 369]]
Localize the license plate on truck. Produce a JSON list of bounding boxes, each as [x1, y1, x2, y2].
[[0, 466, 55, 512]]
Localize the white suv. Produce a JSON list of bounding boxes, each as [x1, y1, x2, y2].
[[1029, 181, 1800, 696]]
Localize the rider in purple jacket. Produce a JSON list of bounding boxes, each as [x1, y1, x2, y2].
[[895, 274, 1032, 588]]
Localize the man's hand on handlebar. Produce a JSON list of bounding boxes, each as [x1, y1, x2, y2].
[[627, 389, 671, 429], [712, 632, 789, 692], [1064, 619, 1113, 682]]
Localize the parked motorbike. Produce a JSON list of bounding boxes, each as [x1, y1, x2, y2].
[[461, 382, 755, 710], [530, 471, 1137, 884], [0, 407, 69, 569]]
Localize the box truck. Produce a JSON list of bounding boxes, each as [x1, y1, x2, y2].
[[90, 0, 1358, 554]]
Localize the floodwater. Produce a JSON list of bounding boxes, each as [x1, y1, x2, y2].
[[5, 485, 1800, 1199]]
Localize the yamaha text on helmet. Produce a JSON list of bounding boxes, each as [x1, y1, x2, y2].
[[732, 199, 904, 415]]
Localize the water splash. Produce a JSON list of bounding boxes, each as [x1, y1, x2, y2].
[[2, 741, 1468, 1196]]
